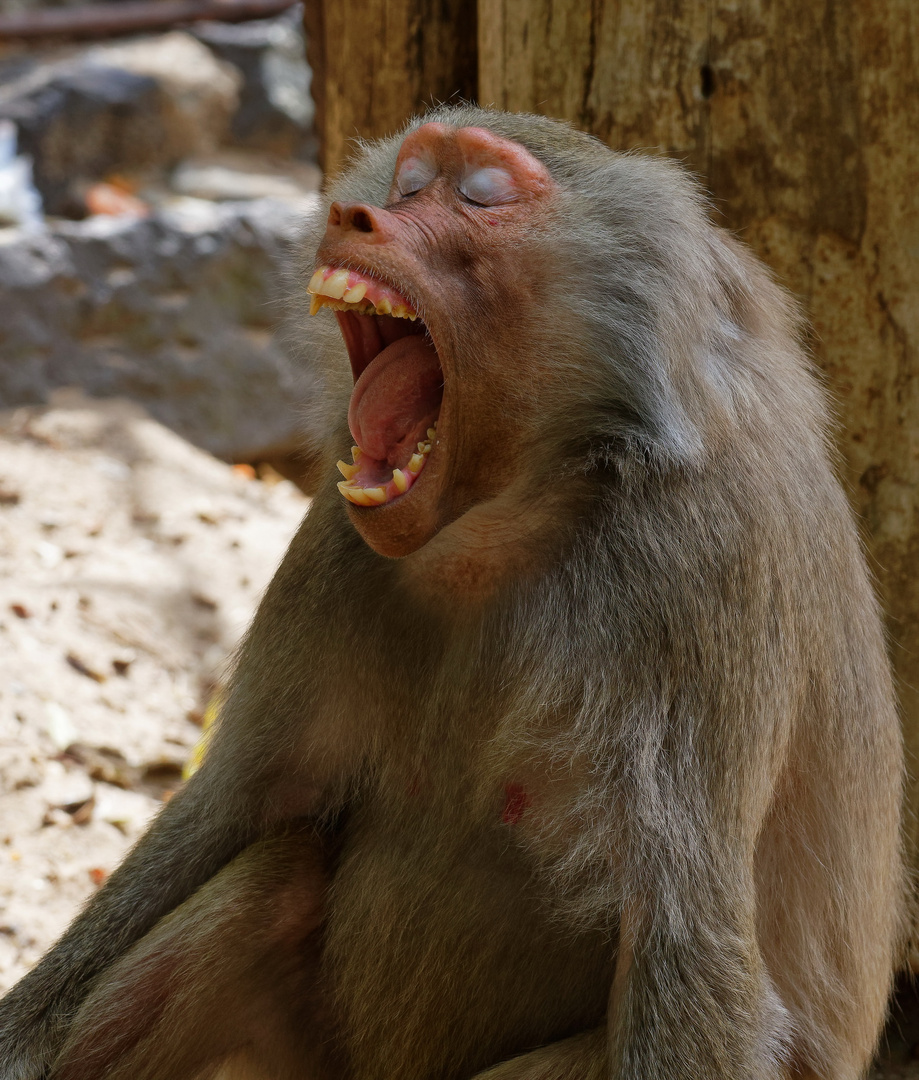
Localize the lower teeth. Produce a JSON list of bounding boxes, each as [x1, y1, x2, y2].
[[336, 426, 436, 507]]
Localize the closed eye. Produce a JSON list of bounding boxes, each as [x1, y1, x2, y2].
[[396, 156, 437, 198], [457, 166, 518, 207]]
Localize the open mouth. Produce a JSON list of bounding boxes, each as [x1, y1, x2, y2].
[[308, 265, 443, 507]]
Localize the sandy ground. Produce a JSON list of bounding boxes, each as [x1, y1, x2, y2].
[[0, 389, 915, 1076], [0, 389, 308, 991]]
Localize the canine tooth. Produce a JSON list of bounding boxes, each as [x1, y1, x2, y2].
[[408, 453, 424, 474], [344, 283, 368, 303], [363, 486, 388, 504], [392, 468, 408, 493], [307, 268, 325, 294], [309, 295, 323, 316], [339, 483, 376, 506], [320, 269, 349, 299], [375, 298, 393, 315], [337, 460, 360, 480]]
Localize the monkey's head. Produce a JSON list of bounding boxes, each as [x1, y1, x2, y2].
[[307, 106, 767, 562]]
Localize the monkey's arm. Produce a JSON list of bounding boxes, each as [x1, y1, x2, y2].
[[0, 498, 368, 1079], [469, 878, 786, 1080], [605, 889, 790, 1080], [470, 1030, 607, 1079]]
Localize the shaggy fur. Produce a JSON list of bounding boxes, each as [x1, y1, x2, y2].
[[0, 106, 904, 1080]]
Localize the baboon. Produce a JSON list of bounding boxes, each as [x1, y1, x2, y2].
[[0, 106, 904, 1080]]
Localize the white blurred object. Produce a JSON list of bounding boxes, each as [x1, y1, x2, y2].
[[0, 119, 43, 230]]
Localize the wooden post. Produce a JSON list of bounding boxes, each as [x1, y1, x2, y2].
[[304, 0, 477, 179], [477, 1, 709, 172]]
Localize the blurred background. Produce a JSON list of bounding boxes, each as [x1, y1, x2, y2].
[[0, 0, 320, 474], [0, 0, 320, 1003], [0, 1, 916, 1073]]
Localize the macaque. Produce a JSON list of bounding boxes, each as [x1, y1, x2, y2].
[[0, 106, 904, 1080]]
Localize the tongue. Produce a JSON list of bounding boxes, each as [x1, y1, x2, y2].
[[349, 335, 443, 467]]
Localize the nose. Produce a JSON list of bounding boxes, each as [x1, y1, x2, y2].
[[326, 201, 393, 242]]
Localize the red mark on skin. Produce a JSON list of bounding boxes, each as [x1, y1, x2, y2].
[[406, 764, 429, 798], [502, 783, 531, 825]]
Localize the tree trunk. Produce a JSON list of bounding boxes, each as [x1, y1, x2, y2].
[[304, 0, 476, 178]]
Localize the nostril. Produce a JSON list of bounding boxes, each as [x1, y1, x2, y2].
[[349, 208, 375, 233], [327, 201, 385, 239]]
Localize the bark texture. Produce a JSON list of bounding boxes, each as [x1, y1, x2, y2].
[[304, 0, 477, 178]]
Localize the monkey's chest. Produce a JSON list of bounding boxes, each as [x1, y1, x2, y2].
[[322, 794, 614, 1080]]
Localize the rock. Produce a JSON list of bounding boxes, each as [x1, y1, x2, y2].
[[0, 61, 160, 217], [0, 195, 320, 462], [170, 149, 320, 202], [40, 760, 94, 812], [91, 33, 241, 156], [193, 5, 315, 159], [92, 785, 156, 835], [0, 33, 240, 216]]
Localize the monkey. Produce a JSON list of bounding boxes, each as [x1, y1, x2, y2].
[[0, 105, 904, 1080]]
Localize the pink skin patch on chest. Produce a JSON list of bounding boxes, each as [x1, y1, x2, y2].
[[502, 783, 531, 826]]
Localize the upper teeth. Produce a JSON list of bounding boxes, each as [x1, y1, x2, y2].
[[317, 267, 349, 299], [344, 283, 367, 303], [308, 266, 417, 320]]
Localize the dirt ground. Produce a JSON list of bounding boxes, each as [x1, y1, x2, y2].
[[0, 389, 308, 991], [0, 388, 915, 1076]]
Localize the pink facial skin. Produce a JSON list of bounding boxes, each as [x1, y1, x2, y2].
[[392, 123, 558, 211], [314, 123, 559, 560]]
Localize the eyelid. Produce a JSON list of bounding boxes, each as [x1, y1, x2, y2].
[[458, 166, 517, 207], [396, 156, 438, 197]]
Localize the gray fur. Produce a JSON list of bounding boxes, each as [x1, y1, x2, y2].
[[0, 107, 904, 1080]]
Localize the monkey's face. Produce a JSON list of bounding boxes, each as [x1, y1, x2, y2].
[[311, 122, 560, 559]]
